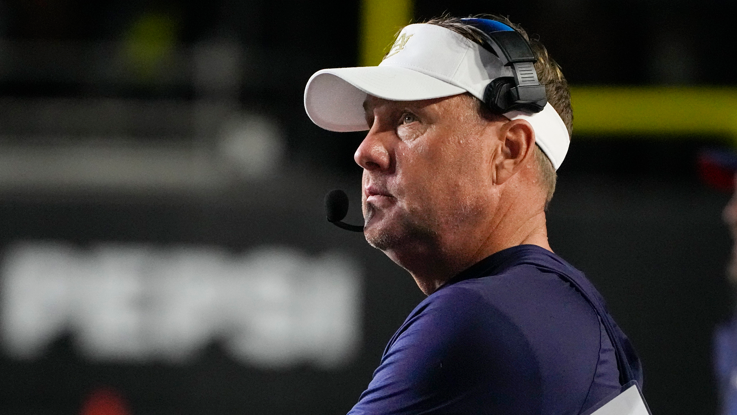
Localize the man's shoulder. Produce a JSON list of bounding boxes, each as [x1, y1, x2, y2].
[[436, 254, 587, 309], [412, 254, 603, 355], [409, 259, 600, 342]]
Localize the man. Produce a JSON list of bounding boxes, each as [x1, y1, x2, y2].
[[716, 170, 737, 415], [704, 150, 737, 414], [304, 14, 643, 414]]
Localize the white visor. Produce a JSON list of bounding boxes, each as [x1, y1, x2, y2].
[[304, 23, 570, 170]]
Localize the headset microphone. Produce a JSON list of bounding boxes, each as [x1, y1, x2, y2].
[[324, 189, 364, 232]]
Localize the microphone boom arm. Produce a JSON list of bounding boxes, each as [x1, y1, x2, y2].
[[324, 189, 365, 233]]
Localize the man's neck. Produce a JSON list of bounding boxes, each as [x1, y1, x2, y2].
[[401, 205, 551, 296]]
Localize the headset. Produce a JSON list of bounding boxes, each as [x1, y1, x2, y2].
[[460, 18, 548, 114]]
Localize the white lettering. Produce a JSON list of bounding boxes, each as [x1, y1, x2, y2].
[[0, 242, 362, 369]]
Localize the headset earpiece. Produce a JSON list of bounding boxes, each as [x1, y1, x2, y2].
[[461, 18, 548, 114], [483, 77, 516, 114], [484, 76, 547, 113]]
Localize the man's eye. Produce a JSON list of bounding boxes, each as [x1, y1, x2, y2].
[[401, 113, 417, 124]]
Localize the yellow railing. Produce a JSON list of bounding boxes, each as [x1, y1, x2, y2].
[[570, 86, 737, 143], [359, 0, 413, 66]]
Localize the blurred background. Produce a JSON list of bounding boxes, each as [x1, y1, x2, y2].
[[0, 0, 734, 414]]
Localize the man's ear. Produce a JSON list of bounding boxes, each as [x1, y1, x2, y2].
[[494, 119, 536, 185]]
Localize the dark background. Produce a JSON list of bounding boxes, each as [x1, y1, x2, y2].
[[1, 0, 735, 414]]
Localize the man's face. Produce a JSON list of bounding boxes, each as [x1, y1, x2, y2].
[[354, 94, 501, 263], [724, 173, 737, 284]]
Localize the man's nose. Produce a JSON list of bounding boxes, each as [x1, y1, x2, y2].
[[354, 124, 391, 171]]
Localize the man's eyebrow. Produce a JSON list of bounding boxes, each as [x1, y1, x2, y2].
[[363, 98, 418, 115]]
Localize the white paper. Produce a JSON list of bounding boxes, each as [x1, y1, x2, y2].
[[591, 383, 650, 415]]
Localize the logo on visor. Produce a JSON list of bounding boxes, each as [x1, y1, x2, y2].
[[385, 33, 413, 59]]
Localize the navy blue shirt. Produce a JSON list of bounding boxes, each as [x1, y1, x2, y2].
[[348, 245, 642, 415], [714, 315, 737, 415]]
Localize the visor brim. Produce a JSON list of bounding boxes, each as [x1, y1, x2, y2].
[[304, 67, 466, 132]]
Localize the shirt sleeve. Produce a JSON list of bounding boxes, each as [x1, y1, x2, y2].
[[347, 286, 543, 415]]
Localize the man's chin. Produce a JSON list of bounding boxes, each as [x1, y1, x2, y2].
[[364, 216, 436, 254], [364, 224, 396, 251], [363, 214, 409, 251]]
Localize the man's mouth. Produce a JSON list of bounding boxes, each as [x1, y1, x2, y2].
[[365, 185, 395, 207]]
